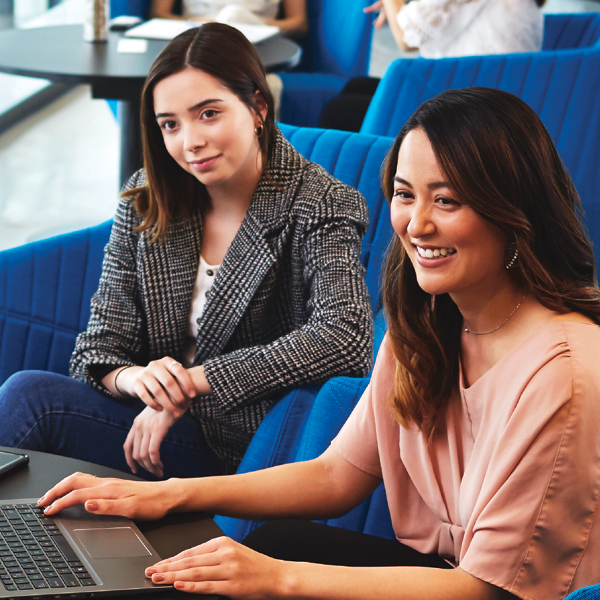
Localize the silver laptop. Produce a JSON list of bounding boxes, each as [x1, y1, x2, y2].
[[0, 498, 171, 598]]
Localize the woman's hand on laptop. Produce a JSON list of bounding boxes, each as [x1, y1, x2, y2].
[[37, 472, 181, 520]]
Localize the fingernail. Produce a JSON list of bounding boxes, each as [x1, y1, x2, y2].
[[43, 505, 52, 514], [37, 496, 45, 505], [86, 501, 99, 512], [145, 567, 156, 576], [153, 574, 165, 583]]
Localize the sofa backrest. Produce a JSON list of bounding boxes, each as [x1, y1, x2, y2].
[[543, 13, 600, 50], [296, 0, 374, 77], [360, 48, 600, 263]]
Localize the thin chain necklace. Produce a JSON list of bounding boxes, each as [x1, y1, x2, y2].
[[463, 295, 527, 336]]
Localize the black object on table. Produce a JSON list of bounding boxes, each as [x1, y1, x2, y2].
[[0, 446, 225, 599], [0, 24, 302, 186]]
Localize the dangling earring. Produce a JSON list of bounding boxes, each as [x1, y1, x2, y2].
[[505, 242, 519, 269], [255, 123, 263, 138]]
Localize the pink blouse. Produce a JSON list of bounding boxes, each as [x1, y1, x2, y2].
[[331, 322, 600, 599]]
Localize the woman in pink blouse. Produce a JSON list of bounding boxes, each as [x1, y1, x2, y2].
[[38, 88, 600, 600]]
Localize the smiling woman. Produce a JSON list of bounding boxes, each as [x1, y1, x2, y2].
[[0, 23, 373, 480]]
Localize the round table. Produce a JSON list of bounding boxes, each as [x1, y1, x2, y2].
[[0, 24, 301, 184], [0, 447, 224, 599]]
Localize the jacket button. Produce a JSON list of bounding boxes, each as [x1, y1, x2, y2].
[[205, 291, 209, 297], [206, 269, 214, 276], [196, 318, 201, 324]]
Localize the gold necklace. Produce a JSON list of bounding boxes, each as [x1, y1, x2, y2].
[[463, 296, 527, 336]]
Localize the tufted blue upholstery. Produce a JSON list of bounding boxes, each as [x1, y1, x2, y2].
[[360, 42, 600, 262], [565, 585, 600, 600], [543, 13, 600, 50]]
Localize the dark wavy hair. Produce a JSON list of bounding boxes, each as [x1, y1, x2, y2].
[[123, 23, 275, 242], [382, 87, 600, 438]]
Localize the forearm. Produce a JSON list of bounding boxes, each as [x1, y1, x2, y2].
[[383, 0, 410, 50], [171, 451, 379, 520], [280, 563, 510, 600]]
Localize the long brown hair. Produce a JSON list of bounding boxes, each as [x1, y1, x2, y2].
[[382, 87, 600, 438], [123, 23, 275, 242]]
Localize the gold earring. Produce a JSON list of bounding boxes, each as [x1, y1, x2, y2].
[[255, 124, 263, 138]]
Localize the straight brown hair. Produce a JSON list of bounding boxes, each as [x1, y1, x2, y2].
[[382, 87, 600, 438], [123, 23, 275, 242]]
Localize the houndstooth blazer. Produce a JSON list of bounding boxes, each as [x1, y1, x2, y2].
[[70, 127, 373, 471]]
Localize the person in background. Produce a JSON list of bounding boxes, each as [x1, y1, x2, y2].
[[320, 0, 546, 132], [365, 0, 546, 58], [39, 87, 600, 600], [0, 23, 372, 481], [151, 0, 308, 38]]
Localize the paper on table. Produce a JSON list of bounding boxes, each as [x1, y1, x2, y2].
[[117, 38, 148, 54], [124, 18, 279, 44]]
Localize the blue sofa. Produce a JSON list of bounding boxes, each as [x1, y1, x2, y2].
[[360, 24, 600, 263]]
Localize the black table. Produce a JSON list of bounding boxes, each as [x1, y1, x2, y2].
[[0, 447, 224, 599], [0, 24, 301, 184]]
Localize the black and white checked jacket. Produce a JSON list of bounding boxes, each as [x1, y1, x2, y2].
[[70, 128, 374, 471]]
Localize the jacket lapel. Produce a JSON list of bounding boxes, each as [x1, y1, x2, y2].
[[193, 127, 306, 363], [143, 210, 202, 360]]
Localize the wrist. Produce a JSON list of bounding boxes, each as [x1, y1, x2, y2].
[[188, 365, 212, 396], [278, 560, 304, 599]]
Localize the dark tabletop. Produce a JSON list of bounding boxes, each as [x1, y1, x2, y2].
[[0, 447, 225, 599], [0, 24, 302, 100]]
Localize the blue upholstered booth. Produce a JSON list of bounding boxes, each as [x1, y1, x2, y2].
[[360, 34, 600, 263], [566, 585, 600, 600], [0, 125, 395, 542], [277, 0, 375, 128]]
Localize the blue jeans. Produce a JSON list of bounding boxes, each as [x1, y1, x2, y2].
[[0, 371, 223, 481]]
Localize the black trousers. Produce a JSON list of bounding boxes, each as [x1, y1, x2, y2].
[[318, 77, 381, 133], [243, 520, 451, 569]]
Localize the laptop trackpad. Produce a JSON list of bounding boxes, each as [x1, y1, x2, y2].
[[74, 527, 152, 559]]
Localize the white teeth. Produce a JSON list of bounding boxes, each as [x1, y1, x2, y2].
[[416, 246, 455, 258]]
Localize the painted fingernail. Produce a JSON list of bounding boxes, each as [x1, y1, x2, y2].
[[153, 574, 165, 583], [37, 496, 45, 505], [86, 501, 99, 512], [43, 505, 52, 513]]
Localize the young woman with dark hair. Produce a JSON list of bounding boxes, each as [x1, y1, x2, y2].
[[0, 23, 373, 480], [40, 87, 600, 599]]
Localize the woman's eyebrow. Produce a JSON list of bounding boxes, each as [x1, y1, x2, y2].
[[394, 176, 451, 190], [155, 99, 224, 120]]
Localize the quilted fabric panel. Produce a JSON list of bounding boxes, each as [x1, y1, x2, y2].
[[543, 13, 600, 51], [565, 585, 600, 600], [0, 222, 112, 385], [360, 50, 600, 262]]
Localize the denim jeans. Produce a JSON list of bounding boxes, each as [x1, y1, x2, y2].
[[0, 371, 223, 481]]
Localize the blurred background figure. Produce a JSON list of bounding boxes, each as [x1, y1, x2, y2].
[[151, 0, 308, 38], [366, 0, 546, 58], [320, 0, 547, 132]]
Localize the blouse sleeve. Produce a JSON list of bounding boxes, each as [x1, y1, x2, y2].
[[459, 337, 600, 600], [330, 336, 400, 479]]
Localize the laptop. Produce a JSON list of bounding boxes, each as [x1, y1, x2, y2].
[[0, 498, 171, 598]]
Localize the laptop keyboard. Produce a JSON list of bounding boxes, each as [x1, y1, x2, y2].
[[0, 504, 94, 592]]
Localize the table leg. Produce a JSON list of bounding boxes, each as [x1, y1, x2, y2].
[[118, 99, 142, 187]]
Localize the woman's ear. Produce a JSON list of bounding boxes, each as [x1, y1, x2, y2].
[[254, 90, 268, 122]]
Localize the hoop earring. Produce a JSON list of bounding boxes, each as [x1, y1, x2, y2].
[[505, 243, 519, 269], [255, 123, 263, 138]]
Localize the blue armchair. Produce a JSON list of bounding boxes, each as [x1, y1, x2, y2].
[[360, 35, 600, 263]]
